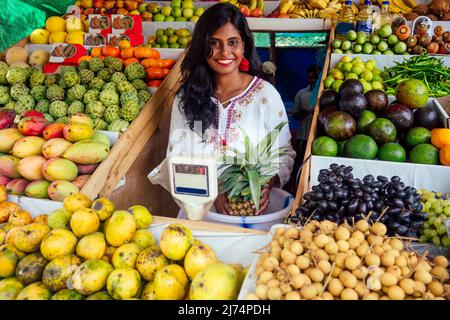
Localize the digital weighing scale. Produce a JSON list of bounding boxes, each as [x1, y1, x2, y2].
[[149, 156, 219, 221]]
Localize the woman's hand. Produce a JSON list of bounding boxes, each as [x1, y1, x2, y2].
[[255, 175, 280, 215], [214, 193, 233, 215]]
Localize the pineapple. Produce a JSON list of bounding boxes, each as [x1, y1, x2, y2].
[[218, 122, 291, 216]]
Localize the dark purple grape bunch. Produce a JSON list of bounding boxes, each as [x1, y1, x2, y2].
[[291, 163, 427, 238]]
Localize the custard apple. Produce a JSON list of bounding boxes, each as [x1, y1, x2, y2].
[[49, 100, 68, 119], [45, 73, 59, 86], [67, 84, 87, 102], [97, 69, 112, 82], [89, 57, 105, 72], [111, 72, 127, 84], [61, 70, 80, 88], [10, 83, 30, 101], [44, 114, 54, 122], [124, 63, 146, 82], [93, 118, 108, 130], [68, 101, 85, 115], [30, 70, 46, 88], [120, 91, 139, 106], [55, 116, 69, 124], [103, 82, 117, 93], [83, 89, 100, 104], [100, 90, 119, 107], [117, 81, 136, 94], [132, 79, 148, 91], [0, 63, 8, 85], [138, 90, 151, 104], [104, 105, 121, 124], [108, 119, 129, 132], [104, 56, 123, 72], [90, 77, 105, 91], [6, 67, 28, 85], [17, 94, 35, 108], [35, 99, 50, 113], [79, 60, 89, 70], [30, 85, 47, 101], [120, 100, 140, 121], [0, 86, 11, 105], [80, 69, 95, 84], [4, 101, 16, 110], [46, 84, 65, 101], [60, 66, 77, 74], [86, 101, 105, 119]]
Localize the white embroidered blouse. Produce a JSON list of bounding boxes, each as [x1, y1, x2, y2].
[[166, 76, 296, 187]]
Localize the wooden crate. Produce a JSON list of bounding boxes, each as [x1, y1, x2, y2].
[[288, 26, 335, 219]]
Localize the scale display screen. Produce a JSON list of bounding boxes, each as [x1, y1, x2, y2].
[[172, 164, 209, 197]]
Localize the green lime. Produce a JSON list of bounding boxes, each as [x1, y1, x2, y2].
[[312, 136, 338, 157], [409, 143, 439, 165], [404, 127, 431, 148], [378, 142, 406, 162], [345, 134, 379, 159], [357, 110, 377, 133]]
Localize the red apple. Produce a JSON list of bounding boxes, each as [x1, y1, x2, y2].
[[240, 5, 250, 17], [250, 8, 263, 17]]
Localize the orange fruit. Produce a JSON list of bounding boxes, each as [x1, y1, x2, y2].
[[119, 40, 131, 49], [440, 145, 450, 166], [431, 128, 450, 149]]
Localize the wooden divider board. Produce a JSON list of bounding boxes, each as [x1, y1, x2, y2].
[[290, 26, 335, 217]]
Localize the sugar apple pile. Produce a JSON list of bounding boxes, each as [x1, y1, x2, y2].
[[0, 55, 153, 132]]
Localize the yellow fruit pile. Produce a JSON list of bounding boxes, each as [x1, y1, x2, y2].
[[246, 219, 449, 300], [0, 192, 246, 300], [30, 15, 87, 45]]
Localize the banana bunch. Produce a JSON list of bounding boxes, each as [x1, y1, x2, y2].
[[220, 0, 265, 12], [281, 0, 346, 19], [373, 0, 416, 13]]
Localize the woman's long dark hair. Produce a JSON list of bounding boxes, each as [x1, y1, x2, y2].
[[178, 3, 261, 134]]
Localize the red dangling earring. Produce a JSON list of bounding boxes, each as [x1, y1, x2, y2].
[[239, 56, 250, 72]]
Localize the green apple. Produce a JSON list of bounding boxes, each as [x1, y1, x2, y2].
[[360, 70, 373, 81], [157, 35, 168, 45], [341, 40, 352, 51], [379, 24, 392, 38], [168, 35, 179, 45], [165, 27, 175, 36], [377, 40, 388, 52], [156, 29, 165, 37], [176, 28, 191, 37], [332, 39, 342, 49], [356, 32, 367, 45], [369, 34, 380, 45], [153, 13, 165, 22], [153, 44, 161, 48], [170, 43, 180, 49], [352, 57, 363, 64], [387, 34, 398, 46], [138, 3, 147, 14], [336, 62, 344, 70], [372, 50, 382, 55], [175, 16, 187, 22], [172, 7, 182, 17], [346, 30, 357, 41], [165, 16, 175, 22], [183, 8, 194, 19], [147, 3, 161, 14], [362, 43, 373, 54], [183, 0, 195, 9], [371, 81, 383, 90], [351, 63, 364, 75], [332, 79, 343, 91], [189, 16, 199, 22], [161, 6, 173, 16], [324, 76, 334, 89], [171, 0, 182, 8], [178, 36, 190, 47], [364, 62, 374, 71], [394, 41, 407, 54], [333, 49, 343, 54], [343, 50, 353, 54], [383, 49, 394, 55], [359, 79, 372, 93], [352, 43, 363, 53], [342, 62, 352, 73], [345, 72, 359, 80], [194, 7, 205, 16]]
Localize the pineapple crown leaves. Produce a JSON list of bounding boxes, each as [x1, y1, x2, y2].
[[218, 121, 290, 210]]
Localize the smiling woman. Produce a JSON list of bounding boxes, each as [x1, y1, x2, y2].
[[153, 3, 296, 217]]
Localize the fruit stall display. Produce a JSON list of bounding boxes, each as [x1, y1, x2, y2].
[[0, 190, 261, 300], [402, 0, 450, 21], [331, 24, 450, 55], [241, 220, 450, 300]]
